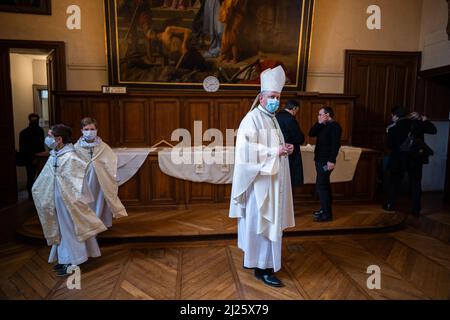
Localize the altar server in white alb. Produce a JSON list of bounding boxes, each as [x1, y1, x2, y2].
[[32, 124, 107, 276], [74, 117, 127, 228], [229, 66, 295, 287]]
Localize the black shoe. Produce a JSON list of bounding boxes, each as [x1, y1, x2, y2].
[[382, 203, 395, 212], [254, 268, 284, 287], [313, 209, 323, 217], [313, 211, 333, 222], [56, 264, 71, 277], [53, 264, 65, 271]]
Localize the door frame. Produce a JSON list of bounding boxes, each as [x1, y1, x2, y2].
[[1, 39, 66, 90], [0, 39, 66, 207]]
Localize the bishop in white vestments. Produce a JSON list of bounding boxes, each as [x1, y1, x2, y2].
[[74, 117, 127, 228], [229, 66, 295, 287], [32, 124, 107, 276]]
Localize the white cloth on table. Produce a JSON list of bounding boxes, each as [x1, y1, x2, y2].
[[238, 185, 282, 271], [158, 147, 234, 184], [301, 145, 362, 184], [113, 148, 154, 186], [158, 145, 362, 185], [48, 182, 101, 266]]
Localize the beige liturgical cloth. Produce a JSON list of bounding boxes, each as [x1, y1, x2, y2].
[[300, 145, 362, 184], [157, 145, 362, 185]]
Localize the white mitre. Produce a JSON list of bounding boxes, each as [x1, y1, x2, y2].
[[260, 65, 286, 93]]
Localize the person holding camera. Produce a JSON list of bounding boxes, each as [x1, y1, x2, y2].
[[383, 106, 437, 216], [309, 106, 342, 222]]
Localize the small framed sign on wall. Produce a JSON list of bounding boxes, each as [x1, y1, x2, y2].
[[0, 0, 52, 15]]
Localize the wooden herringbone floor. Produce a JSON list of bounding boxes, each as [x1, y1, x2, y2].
[[1, 195, 449, 300], [1, 226, 450, 299]]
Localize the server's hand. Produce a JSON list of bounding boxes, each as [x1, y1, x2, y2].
[[327, 161, 335, 171]]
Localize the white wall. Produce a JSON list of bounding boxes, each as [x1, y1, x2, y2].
[[422, 121, 450, 191], [0, 0, 108, 91], [307, 0, 424, 93], [32, 59, 48, 85], [0, 0, 427, 92], [10, 53, 47, 191], [418, 0, 450, 191], [420, 0, 450, 70]]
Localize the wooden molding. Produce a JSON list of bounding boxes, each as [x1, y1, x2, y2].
[[447, 0, 450, 40]]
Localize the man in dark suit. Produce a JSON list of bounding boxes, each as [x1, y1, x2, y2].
[[384, 106, 437, 215], [309, 106, 342, 222], [276, 100, 305, 188], [19, 113, 45, 199]]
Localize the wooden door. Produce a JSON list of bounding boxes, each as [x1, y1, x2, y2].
[[344, 50, 421, 151], [0, 47, 18, 207]]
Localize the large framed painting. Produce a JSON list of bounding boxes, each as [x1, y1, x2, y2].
[[105, 0, 314, 90], [0, 0, 51, 15]]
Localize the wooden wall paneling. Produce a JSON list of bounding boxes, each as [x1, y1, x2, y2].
[[446, 125, 450, 203], [216, 99, 248, 201], [185, 99, 217, 203], [54, 91, 369, 206], [86, 97, 113, 144], [185, 99, 213, 146], [423, 79, 450, 120], [331, 100, 353, 145], [150, 99, 181, 146], [186, 182, 216, 204], [351, 150, 378, 200], [217, 99, 247, 143], [119, 98, 149, 146], [148, 156, 178, 205], [57, 97, 86, 141], [417, 65, 450, 120], [347, 61, 370, 147], [330, 183, 349, 200], [296, 98, 311, 145], [345, 50, 421, 151], [0, 47, 17, 206], [293, 185, 316, 203], [118, 161, 144, 205]]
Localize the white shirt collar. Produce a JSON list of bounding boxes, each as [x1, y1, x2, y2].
[[51, 143, 75, 157], [79, 136, 102, 148], [257, 104, 275, 117]]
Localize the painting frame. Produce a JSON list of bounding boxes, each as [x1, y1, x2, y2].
[[104, 0, 314, 91], [0, 1, 51, 15]]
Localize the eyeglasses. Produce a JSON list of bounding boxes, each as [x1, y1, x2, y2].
[[318, 113, 325, 116]]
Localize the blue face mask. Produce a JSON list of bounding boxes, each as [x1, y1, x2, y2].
[[266, 98, 280, 113], [82, 129, 97, 141], [45, 136, 57, 149]]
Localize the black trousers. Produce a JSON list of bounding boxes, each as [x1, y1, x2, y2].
[[25, 163, 37, 198], [386, 157, 423, 214], [315, 161, 333, 213]]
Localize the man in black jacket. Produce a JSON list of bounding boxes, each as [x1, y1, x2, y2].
[[19, 113, 45, 199], [276, 100, 305, 188], [309, 106, 342, 222], [384, 106, 437, 215]]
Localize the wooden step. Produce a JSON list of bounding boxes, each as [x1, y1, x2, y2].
[[17, 204, 406, 243]]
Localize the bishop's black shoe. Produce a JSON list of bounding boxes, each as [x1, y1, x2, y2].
[[254, 268, 284, 287], [313, 211, 333, 222]]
